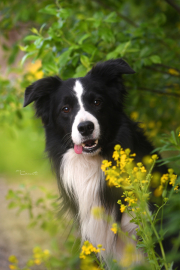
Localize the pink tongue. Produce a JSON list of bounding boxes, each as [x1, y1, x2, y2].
[[74, 144, 83, 154]]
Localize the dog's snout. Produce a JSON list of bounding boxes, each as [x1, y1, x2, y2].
[[78, 121, 94, 136]]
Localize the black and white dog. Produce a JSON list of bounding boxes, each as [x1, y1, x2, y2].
[[24, 59, 168, 265]]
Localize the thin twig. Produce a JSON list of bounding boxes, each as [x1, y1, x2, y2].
[[165, 0, 180, 14], [92, 0, 138, 27], [145, 66, 180, 77], [138, 87, 180, 98], [155, 64, 180, 73]]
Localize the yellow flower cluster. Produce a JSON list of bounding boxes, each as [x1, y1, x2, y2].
[[154, 169, 178, 197], [118, 190, 138, 214], [101, 145, 136, 188], [169, 169, 178, 190], [80, 241, 105, 259], [9, 248, 50, 270], [33, 247, 50, 265], [124, 191, 138, 206], [102, 145, 158, 217], [101, 160, 112, 172]]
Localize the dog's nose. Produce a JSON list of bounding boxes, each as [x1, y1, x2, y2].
[[78, 121, 94, 136]]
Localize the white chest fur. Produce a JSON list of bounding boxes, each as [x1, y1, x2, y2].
[[60, 149, 141, 263]]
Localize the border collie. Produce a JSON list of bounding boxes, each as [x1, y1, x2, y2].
[[24, 59, 168, 266]]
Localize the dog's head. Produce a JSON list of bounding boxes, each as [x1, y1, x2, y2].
[[24, 59, 135, 155]]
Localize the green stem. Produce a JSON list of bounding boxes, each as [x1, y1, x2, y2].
[[153, 202, 167, 225], [146, 211, 169, 270], [128, 210, 159, 269], [145, 160, 156, 192]]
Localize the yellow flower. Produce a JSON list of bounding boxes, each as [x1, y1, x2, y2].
[[9, 265, 17, 270], [26, 60, 43, 79], [91, 206, 105, 219], [120, 204, 126, 213], [9, 256, 18, 264], [140, 166, 147, 173], [154, 185, 163, 197], [169, 174, 177, 186], [43, 249, 50, 255], [133, 167, 138, 172], [168, 68, 180, 76], [101, 160, 112, 172], [148, 121, 155, 129], [111, 223, 118, 234], [130, 111, 139, 120], [33, 247, 42, 254], [152, 154, 158, 161], [174, 185, 178, 191], [114, 144, 121, 151], [160, 174, 169, 184], [168, 168, 174, 174], [113, 150, 119, 160], [34, 253, 41, 259], [125, 148, 131, 155], [34, 259, 41, 265], [178, 132, 180, 137], [138, 122, 146, 129]]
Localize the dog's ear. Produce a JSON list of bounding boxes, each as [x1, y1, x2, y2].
[[24, 76, 61, 124], [88, 58, 135, 81]]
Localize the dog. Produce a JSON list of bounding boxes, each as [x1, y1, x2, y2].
[[24, 59, 169, 267]]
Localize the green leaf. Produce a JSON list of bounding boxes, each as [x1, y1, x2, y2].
[[170, 130, 178, 145], [98, 27, 115, 43], [80, 55, 90, 68], [19, 45, 28, 52], [143, 58, 152, 66], [58, 50, 71, 67], [39, 4, 57, 16], [43, 62, 59, 74], [150, 55, 161, 64], [6, 190, 16, 199], [81, 44, 96, 54], [105, 12, 118, 23], [21, 52, 35, 66], [106, 50, 119, 60], [78, 33, 90, 45], [116, 41, 131, 57], [31, 28, 39, 35], [58, 8, 72, 20], [74, 64, 87, 77], [8, 201, 17, 209], [140, 46, 152, 58], [24, 35, 39, 41]]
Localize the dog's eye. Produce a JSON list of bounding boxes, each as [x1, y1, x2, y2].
[[62, 106, 70, 113], [93, 99, 101, 106]]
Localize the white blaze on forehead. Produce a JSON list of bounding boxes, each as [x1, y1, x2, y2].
[[72, 80, 100, 146], [73, 80, 84, 109]]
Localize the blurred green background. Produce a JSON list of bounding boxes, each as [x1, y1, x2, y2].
[[0, 0, 180, 269]]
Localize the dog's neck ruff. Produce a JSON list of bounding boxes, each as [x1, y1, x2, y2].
[[60, 149, 104, 222], [60, 149, 142, 263]]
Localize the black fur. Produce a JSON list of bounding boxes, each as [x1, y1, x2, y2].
[[24, 59, 177, 268]]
